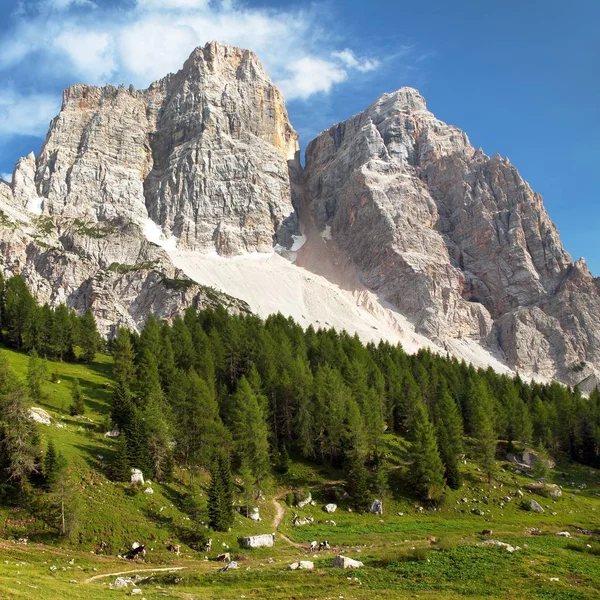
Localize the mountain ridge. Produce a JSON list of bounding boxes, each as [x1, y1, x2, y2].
[[0, 41, 598, 386]]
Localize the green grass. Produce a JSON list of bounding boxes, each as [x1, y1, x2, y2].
[[0, 345, 599, 598]]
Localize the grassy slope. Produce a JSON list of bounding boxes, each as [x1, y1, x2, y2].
[[0, 346, 598, 599]]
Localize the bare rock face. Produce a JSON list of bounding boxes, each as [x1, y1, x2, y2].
[[35, 41, 299, 254], [301, 88, 600, 382]]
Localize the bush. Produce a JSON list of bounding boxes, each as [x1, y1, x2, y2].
[[285, 492, 295, 507]]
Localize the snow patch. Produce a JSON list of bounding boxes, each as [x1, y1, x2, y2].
[[27, 197, 43, 216], [143, 218, 178, 250]]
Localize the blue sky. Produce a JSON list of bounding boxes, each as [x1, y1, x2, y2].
[[1, 0, 598, 274]]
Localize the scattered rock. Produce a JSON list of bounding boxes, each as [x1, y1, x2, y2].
[[323, 503, 337, 514], [131, 468, 144, 485], [104, 426, 120, 438], [482, 540, 520, 553], [144, 487, 154, 494], [130, 588, 143, 595], [556, 531, 571, 538], [332, 555, 364, 569], [370, 499, 383, 515], [221, 561, 239, 571], [472, 508, 485, 516], [296, 493, 312, 509], [240, 533, 275, 549], [524, 499, 545, 514], [29, 407, 52, 426], [110, 577, 132, 589], [289, 561, 314, 570]]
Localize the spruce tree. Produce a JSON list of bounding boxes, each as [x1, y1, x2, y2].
[[4, 275, 37, 350], [433, 384, 464, 489], [112, 328, 136, 387], [112, 436, 132, 482], [207, 452, 234, 531], [110, 382, 135, 431], [346, 451, 370, 512], [79, 309, 100, 363], [69, 379, 85, 416], [0, 360, 38, 491], [410, 401, 446, 502], [232, 377, 271, 495], [471, 383, 497, 484], [52, 304, 74, 361]]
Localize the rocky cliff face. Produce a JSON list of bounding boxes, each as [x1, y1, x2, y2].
[[300, 88, 600, 382], [29, 41, 299, 254], [1, 44, 598, 385]]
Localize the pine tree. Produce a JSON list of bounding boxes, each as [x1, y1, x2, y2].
[[52, 304, 74, 361], [410, 401, 446, 502], [112, 328, 136, 386], [110, 382, 135, 431], [0, 357, 38, 491], [69, 378, 85, 416], [27, 349, 47, 403], [4, 275, 37, 350], [207, 452, 234, 531], [112, 436, 132, 482], [471, 383, 497, 484], [79, 309, 100, 363], [232, 377, 271, 496], [346, 451, 370, 512], [44, 439, 63, 488], [432, 384, 464, 489]]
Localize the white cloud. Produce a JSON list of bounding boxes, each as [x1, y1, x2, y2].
[[279, 57, 347, 100], [0, 0, 387, 144], [53, 29, 117, 82], [0, 89, 60, 137], [332, 49, 380, 73]]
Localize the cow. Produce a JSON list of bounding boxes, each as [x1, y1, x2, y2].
[[216, 552, 231, 562], [481, 529, 493, 536], [318, 540, 330, 551], [309, 540, 318, 551], [204, 539, 213, 551], [167, 543, 181, 555], [122, 544, 146, 561]]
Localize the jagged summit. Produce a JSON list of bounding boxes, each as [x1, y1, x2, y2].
[[0, 42, 598, 385]]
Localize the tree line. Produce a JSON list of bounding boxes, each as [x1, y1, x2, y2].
[[0, 273, 101, 363]]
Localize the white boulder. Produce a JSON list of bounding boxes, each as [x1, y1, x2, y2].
[[332, 555, 364, 569]]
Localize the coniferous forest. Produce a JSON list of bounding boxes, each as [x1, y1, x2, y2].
[[1, 272, 600, 518]]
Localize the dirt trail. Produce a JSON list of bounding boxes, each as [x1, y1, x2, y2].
[[84, 566, 186, 583], [272, 494, 305, 549]]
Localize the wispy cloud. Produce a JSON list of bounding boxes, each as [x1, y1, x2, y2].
[[0, 89, 60, 137], [1, 0, 382, 103]]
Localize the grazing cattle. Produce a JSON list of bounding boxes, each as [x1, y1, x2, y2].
[[481, 529, 493, 536], [318, 541, 330, 551], [167, 543, 181, 555], [204, 539, 213, 551], [216, 552, 231, 562], [425, 536, 437, 544], [309, 540, 318, 551], [122, 545, 146, 560]]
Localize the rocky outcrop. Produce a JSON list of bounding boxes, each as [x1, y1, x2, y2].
[[300, 88, 600, 382]]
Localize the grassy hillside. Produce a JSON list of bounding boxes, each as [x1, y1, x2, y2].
[[0, 345, 599, 599]]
